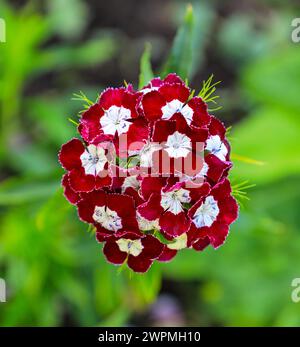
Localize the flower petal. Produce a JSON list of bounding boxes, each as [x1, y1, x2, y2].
[[59, 138, 84, 171]]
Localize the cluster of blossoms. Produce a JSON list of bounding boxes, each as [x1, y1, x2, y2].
[[59, 73, 238, 273]]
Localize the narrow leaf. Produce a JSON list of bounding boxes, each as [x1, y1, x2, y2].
[[138, 43, 154, 89], [161, 4, 194, 79]]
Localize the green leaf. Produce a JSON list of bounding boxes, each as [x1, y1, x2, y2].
[[138, 43, 154, 89], [161, 3, 214, 79], [127, 263, 162, 307], [0, 175, 60, 205], [231, 107, 300, 184], [161, 4, 194, 79], [242, 46, 300, 114], [36, 35, 118, 72]]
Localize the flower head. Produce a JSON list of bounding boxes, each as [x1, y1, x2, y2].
[[59, 73, 239, 273]]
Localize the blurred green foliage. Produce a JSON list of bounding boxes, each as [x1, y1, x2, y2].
[[0, 0, 299, 327]]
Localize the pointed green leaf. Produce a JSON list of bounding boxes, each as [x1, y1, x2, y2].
[[162, 4, 194, 79], [138, 43, 154, 89]]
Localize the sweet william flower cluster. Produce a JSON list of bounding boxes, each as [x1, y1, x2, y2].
[[59, 73, 238, 273]]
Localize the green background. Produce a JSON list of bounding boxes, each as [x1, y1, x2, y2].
[[0, 0, 300, 326]]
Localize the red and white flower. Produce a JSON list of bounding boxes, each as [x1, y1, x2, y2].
[[101, 232, 164, 273], [142, 77, 210, 128], [59, 73, 239, 273], [138, 177, 191, 237], [59, 138, 111, 192], [77, 190, 139, 235], [79, 88, 149, 156], [188, 178, 238, 248]]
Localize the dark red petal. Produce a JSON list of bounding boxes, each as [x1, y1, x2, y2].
[[208, 116, 226, 140], [127, 118, 149, 146], [127, 254, 153, 273], [79, 104, 104, 142], [116, 117, 149, 157], [208, 222, 229, 248], [106, 194, 136, 219], [69, 168, 95, 192], [159, 83, 190, 103], [103, 240, 127, 265], [141, 235, 164, 259], [137, 193, 163, 221], [152, 119, 176, 142], [163, 73, 185, 85], [77, 190, 106, 223], [140, 177, 166, 201], [205, 154, 232, 183], [95, 174, 112, 189], [192, 236, 210, 251], [96, 231, 114, 243], [122, 90, 140, 118], [160, 211, 191, 237], [218, 196, 239, 225], [123, 187, 144, 207], [187, 182, 211, 203], [187, 97, 211, 128], [61, 174, 81, 204], [58, 138, 84, 171], [211, 178, 232, 201], [157, 246, 177, 262], [99, 87, 125, 108], [142, 90, 165, 121], [143, 77, 163, 89]]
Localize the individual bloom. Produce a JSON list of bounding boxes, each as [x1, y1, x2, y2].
[[152, 117, 208, 157], [142, 79, 210, 128], [102, 232, 164, 273], [97, 87, 140, 136], [149, 117, 208, 177], [61, 174, 81, 205], [138, 177, 191, 237], [59, 138, 111, 192], [205, 116, 230, 161], [141, 83, 189, 122], [77, 190, 139, 235], [188, 178, 239, 248], [79, 88, 148, 151]]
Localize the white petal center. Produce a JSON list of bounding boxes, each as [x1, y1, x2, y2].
[[100, 105, 131, 135], [93, 205, 122, 231], [193, 196, 219, 228], [161, 188, 191, 215], [122, 175, 140, 192], [137, 212, 160, 231], [139, 141, 162, 167], [161, 99, 193, 125], [80, 145, 108, 175], [165, 131, 192, 158], [168, 233, 188, 250], [116, 238, 144, 257], [206, 135, 228, 161]]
